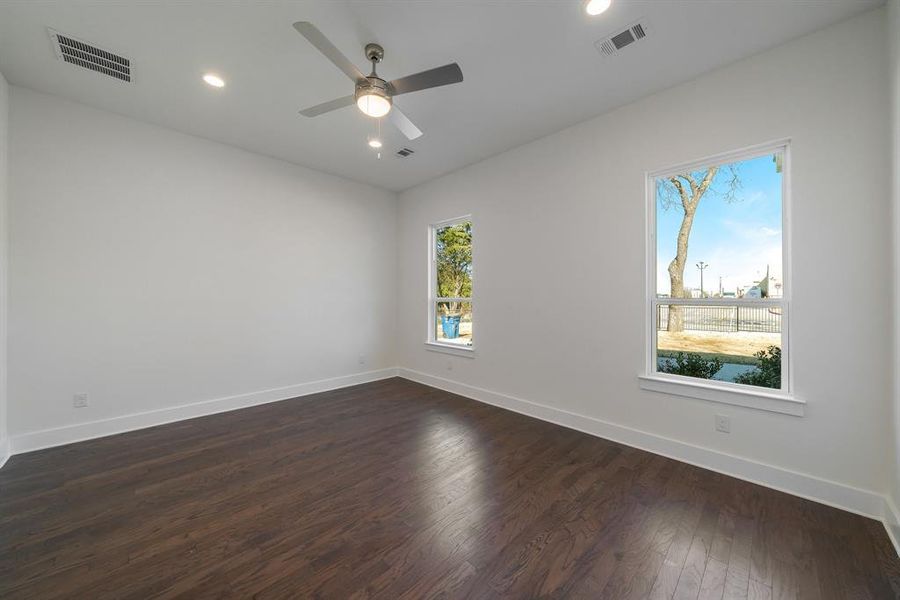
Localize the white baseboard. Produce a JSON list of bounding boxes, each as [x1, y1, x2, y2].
[[884, 495, 900, 557], [397, 368, 889, 524], [9, 368, 399, 455]]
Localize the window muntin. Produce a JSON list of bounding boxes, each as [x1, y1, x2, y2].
[[429, 218, 473, 349], [649, 144, 788, 393]]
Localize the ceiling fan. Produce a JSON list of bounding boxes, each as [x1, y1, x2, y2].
[[293, 21, 463, 140]]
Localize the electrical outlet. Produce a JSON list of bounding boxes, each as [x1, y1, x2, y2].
[[358, 355, 366, 366], [73, 393, 89, 408], [715, 414, 730, 433], [447, 360, 453, 371]]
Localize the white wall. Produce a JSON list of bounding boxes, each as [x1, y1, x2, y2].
[[889, 0, 900, 535], [398, 9, 891, 497], [0, 71, 8, 463], [8, 87, 397, 439]]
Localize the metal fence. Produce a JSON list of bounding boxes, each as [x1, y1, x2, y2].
[[657, 304, 781, 333]]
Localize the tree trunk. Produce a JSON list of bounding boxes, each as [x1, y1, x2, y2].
[[449, 277, 462, 315], [664, 168, 717, 332], [667, 204, 698, 331], [667, 305, 684, 332]]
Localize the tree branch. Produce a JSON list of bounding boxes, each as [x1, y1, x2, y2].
[[668, 177, 691, 211], [696, 167, 718, 199], [679, 174, 698, 198]]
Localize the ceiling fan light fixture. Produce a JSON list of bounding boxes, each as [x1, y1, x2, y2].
[[585, 0, 612, 16], [356, 88, 392, 118], [357, 93, 391, 118], [355, 78, 392, 118]]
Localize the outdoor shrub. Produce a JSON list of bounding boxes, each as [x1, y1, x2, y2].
[[734, 345, 781, 389], [659, 352, 723, 379]]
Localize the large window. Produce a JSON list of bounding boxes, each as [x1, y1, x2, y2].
[[428, 217, 473, 351], [646, 142, 791, 402]]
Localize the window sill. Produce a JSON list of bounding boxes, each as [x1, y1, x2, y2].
[[424, 342, 475, 358], [638, 374, 804, 416]]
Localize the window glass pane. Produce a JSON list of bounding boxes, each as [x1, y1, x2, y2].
[[435, 221, 472, 299], [435, 301, 473, 347], [656, 153, 783, 300], [656, 303, 782, 388]]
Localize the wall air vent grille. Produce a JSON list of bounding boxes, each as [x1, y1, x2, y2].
[[595, 20, 650, 57], [48, 28, 132, 82], [396, 148, 415, 158]]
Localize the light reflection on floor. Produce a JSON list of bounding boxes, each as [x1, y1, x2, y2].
[[414, 416, 488, 559]]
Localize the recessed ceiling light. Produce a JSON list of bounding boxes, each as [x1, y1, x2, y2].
[[585, 0, 612, 16], [368, 138, 383, 149], [202, 73, 225, 88]]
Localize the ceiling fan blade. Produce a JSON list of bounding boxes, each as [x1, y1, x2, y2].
[[388, 63, 463, 96], [389, 106, 423, 140], [293, 21, 366, 83], [299, 94, 355, 117]]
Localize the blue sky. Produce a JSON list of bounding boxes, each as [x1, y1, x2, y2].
[[656, 153, 783, 295]]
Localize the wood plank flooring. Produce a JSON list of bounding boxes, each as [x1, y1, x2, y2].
[[1, 377, 898, 599]]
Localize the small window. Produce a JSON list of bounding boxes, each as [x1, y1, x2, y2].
[[647, 142, 789, 395], [428, 217, 473, 350]]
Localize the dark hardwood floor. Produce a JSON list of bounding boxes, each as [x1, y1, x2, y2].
[[1, 378, 897, 599]]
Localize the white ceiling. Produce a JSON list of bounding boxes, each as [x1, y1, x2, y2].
[[0, 0, 881, 192]]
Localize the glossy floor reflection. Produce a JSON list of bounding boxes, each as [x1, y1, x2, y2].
[[0, 378, 897, 599]]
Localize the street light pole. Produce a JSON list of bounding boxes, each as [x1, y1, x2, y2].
[[696, 261, 709, 297]]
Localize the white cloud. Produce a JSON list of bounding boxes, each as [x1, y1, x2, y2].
[[720, 219, 780, 240]]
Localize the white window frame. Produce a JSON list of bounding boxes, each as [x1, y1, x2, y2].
[[426, 215, 474, 356], [639, 139, 804, 416]]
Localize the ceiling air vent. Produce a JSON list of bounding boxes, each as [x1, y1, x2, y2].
[[595, 19, 649, 58], [396, 147, 415, 158], [48, 28, 132, 82]]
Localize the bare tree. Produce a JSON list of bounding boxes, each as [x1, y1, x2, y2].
[[658, 166, 740, 331]]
